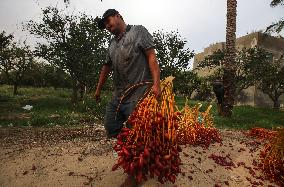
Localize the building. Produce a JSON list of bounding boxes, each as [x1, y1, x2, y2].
[[193, 32, 284, 108]]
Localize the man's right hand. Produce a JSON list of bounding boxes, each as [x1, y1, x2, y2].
[[94, 64, 111, 103], [94, 90, 101, 103]]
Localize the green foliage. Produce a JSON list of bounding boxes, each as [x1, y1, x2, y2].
[[197, 49, 224, 69], [241, 48, 284, 109], [198, 47, 270, 94], [0, 31, 14, 84], [214, 105, 284, 129], [25, 6, 110, 98], [270, 0, 284, 7], [153, 30, 194, 78], [153, 30, 196, 96], [193, 76, 214, 101], [266, 0, 284, 34], [266, 19, 284, 34], [0, 31, 34, 95], [198, 47, 284, 109], [175, 97, 284, 130], [1, 85, 283, 129], [234, 47, 270, 94], [0, 31, 13, 50], [173, 70, 200, 98], [0, 85, 110, 127], [21, 61, 73, 88]]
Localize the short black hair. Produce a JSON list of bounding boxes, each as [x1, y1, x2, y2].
[[98, 9, 124, 30]]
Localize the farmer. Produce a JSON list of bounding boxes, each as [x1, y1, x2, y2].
[[94, 9, 161, 186], [212, 78, 224, 115]]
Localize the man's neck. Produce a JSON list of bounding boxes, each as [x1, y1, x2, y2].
[[115, 23, 127, 40]]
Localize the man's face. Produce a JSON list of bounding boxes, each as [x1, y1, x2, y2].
[[104, 14, 120, 35]]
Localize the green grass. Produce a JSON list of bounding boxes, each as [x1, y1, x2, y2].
[[0, 85, 283, 129], [0, 85, 110, 127], [175, 96, 284, 130]]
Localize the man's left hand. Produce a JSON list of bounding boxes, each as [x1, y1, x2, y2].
[[152, 84, 161, 98]]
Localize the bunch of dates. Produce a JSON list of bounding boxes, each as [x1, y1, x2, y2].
[[258, 128, 284, 185], [112, 76, 182, 184], [113, 129, 182, 184], [177, 103, 221, 147]]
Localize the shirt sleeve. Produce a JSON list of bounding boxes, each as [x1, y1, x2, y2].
[[137, 25, 155, 51], [104, 50, 112, 67]]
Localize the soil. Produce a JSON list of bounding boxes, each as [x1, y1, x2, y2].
[[0, 125, 279, 187]]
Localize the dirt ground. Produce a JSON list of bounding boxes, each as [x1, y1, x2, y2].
[[0, 125, 280, 187]]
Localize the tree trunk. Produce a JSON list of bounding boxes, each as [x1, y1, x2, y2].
[[272, 90, 280, 110], [222, 0, 237, 117], [71, 79, 79, 106], [273, 99, 280, 110], [13, 83, 18, 96], [79, 83, 86, 101]]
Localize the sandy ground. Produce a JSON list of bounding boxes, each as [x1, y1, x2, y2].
[[0, 125, 280, 187]]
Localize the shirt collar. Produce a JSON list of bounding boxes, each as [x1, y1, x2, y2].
[[115, 24, 132, 41]]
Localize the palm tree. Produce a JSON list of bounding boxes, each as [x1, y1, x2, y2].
[[222, 0, 237, 117]]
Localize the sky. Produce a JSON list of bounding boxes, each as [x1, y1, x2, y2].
[[0, 0, 283, 57]]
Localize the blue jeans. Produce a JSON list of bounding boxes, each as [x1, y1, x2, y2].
[[104, 98, 138, 138]]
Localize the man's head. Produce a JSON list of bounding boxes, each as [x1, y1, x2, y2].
[[98, 9, 124, 35]]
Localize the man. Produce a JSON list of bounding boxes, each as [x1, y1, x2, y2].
[[95, 9, 161, 186]]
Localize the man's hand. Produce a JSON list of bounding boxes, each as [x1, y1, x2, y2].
[[145, 48, 161, 99], [152, 83, 161, 98], [94, 90, 101, 103], [94, 64, 111, 103]]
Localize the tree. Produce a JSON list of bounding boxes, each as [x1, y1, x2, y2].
[[153, 30, 194, 78], [257, 66, 284, 109], [197, 48, 265, 96], [0, 31, 13, 86], [266, 0, 284, 34], [0, 31, 34, 95], [153, 30, 195, 96], [197, 47, 284, 110], [193, 76, 214, 101], [0, 31, 14, 82], [222, 0, 237, 117], [246, 49, 284, 109], [0, 31, 13, 51], [174, 70, 200, 98], [25, 6, 110, 105], [21, 61, 73, 88]]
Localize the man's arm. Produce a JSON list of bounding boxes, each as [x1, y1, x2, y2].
[[145, 48, 161, 97], [94, 64, 111, 102]]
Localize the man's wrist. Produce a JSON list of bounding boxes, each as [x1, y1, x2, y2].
[[153, 81, 160, 86]]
